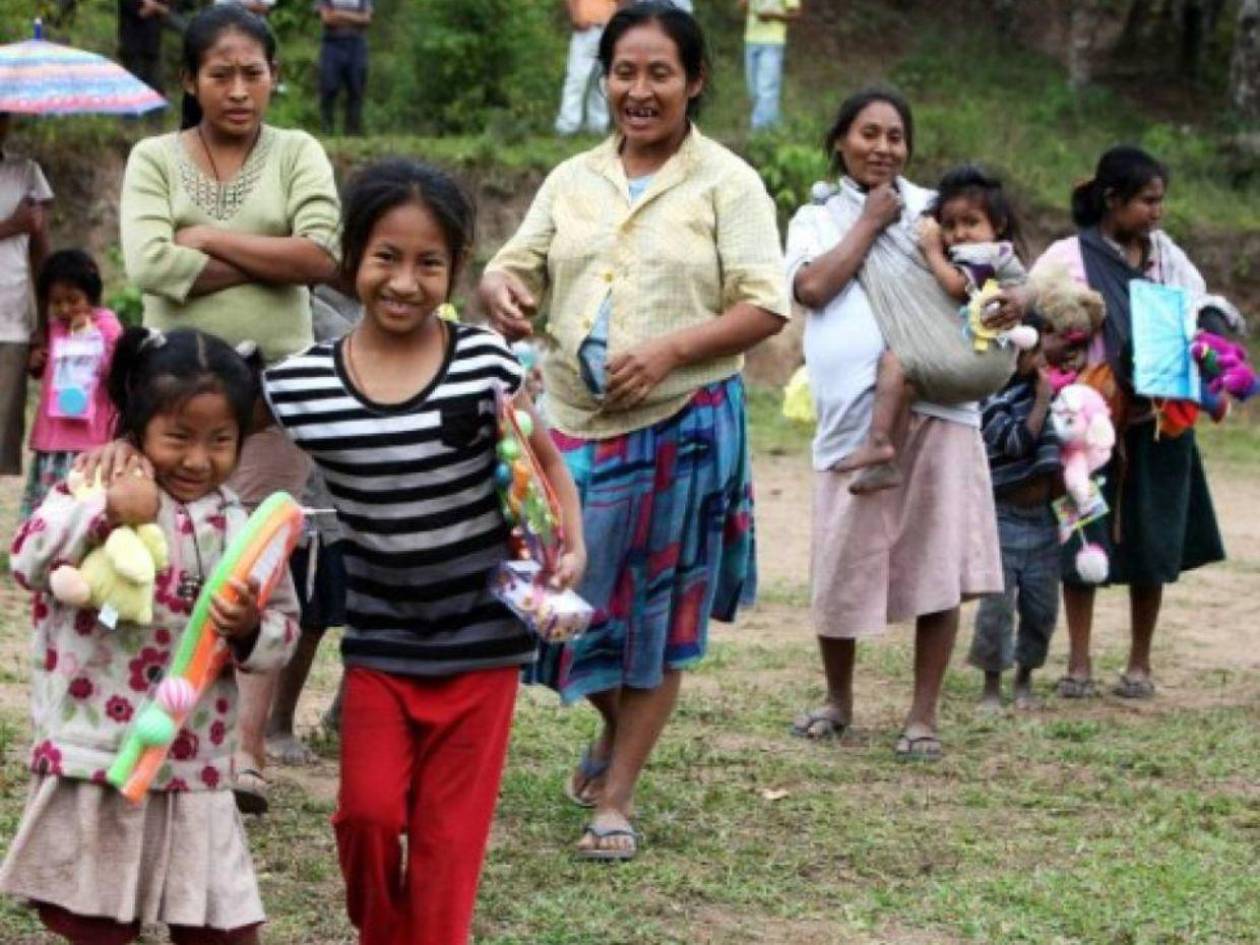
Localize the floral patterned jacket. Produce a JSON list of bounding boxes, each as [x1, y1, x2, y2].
[[10, 482, 299, 792]]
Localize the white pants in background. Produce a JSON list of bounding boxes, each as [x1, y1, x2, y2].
[[555, 26, 608, 135]]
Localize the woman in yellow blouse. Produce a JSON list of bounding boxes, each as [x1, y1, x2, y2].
[[480, 2, 788, 860]]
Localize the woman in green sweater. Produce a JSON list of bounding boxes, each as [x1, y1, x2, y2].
[[119, 5, 340, 815]]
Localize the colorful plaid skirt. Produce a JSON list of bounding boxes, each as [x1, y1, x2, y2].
[[525, 376, 757, 703]]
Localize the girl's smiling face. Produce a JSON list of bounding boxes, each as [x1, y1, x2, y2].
[[184, 28, 275, 139], [142, 391, 240, 503], [355, 200, 455, 337]]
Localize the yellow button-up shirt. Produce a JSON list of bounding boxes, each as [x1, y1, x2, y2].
[[485, 127, 789, 439]]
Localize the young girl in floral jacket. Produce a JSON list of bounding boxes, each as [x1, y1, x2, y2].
[[0, 327, 298, 945]]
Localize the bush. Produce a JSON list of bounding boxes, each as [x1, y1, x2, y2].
[[745, 134, 829, 221], [367, 0, 568, 136]]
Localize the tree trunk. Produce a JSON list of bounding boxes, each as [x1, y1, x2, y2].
[[1068, 0, 1104, 89], [1231, 0, 1260, 121], [1180, 0, 1207, 78]]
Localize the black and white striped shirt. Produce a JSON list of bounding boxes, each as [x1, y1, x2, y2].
[[263, 323, 534, 676]]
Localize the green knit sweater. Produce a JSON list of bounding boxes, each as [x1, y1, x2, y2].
[[120, 126, 340, 364]]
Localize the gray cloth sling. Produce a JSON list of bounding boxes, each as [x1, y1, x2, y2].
[[827, 177, 1015, 404]]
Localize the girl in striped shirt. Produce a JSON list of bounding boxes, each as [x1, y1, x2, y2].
[[263, 160, 585, 945]]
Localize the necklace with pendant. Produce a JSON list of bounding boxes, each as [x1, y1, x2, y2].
[[196, 123, 262, 183], [177, 503, 206, 601]]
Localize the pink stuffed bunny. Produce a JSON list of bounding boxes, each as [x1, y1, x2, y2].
[[1051, 383, 1116, 583], [1051, 383, 1115, 508]]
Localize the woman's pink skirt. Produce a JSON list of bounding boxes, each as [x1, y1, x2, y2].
[[811, 414, 1002, 638]]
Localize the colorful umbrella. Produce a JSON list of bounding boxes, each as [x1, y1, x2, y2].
[[0, 20, 166, 116]]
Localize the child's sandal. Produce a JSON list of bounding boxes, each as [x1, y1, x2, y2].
[[232, 767, 269, 816]]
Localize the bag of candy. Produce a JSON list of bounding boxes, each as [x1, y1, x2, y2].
[[489, 383, 594, 641]]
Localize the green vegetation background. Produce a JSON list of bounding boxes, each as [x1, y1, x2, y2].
[[3, 0, 1258, 238]]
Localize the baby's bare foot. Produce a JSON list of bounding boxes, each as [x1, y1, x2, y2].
[[835, 440, 897, 473], [849, 461, 903, 495]]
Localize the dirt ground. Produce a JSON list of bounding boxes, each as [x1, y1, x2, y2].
[[3, 448, 1255, 810], [0, 446, 1254, 945], [753, 452, 1260, 681]]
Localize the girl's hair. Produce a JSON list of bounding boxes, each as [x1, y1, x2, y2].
[[107, 327, 261, 451], [339, 158, 475, 295], [824, 86, 914, 176], [598, 1, 710, 119], [1070, 145, 1169, 228], [36, 248, 103, 310], [931, 164, 1025, 255], [180, 5, 277, 130]]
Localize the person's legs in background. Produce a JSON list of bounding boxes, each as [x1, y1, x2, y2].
[[583, 43, 609, 135], [344, 37, 368, 137], [1115, 583, 1163, 698], [1011, 517, 1061, 708], [743, 42, 759, 118], [1060, 583, 1096, 695], [791, 636, 856, 738], [555, 26, 602, 135], [229, 428, 312, 814], [266, 538, 346, 764], [318, 40, 343, 135], [750, 43, 785, 131], [0, 343, 29, 478], [575, 672, 683, 858], [896, 607, 959, 760]]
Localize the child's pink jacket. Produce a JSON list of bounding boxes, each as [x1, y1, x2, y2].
[[28, 307, 123, 454], [9, 482, 299, 792]]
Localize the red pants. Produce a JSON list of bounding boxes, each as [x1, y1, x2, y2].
[[35, 902, 259, 945], [334, 666, 519, 945]]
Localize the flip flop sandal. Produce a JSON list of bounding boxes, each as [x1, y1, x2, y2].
[[233, 767, 270, 816], [564, 744, 610, 808], [1055, 675, 1098, 699], [894, 732, 942, 762], [577, 822, 639, 862], [1112, 674, 1156, 699], [789, 708, 848, 740]]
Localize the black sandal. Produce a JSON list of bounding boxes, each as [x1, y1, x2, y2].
[[577, 822, 639, 861], [233, 767, 270, 816], [894, 732, 942, 762], [789, 708, 848, 740]]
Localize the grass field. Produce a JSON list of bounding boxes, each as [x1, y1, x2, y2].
[[0, 389, 1257, 944]]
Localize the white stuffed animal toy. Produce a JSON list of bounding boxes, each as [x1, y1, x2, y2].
[[1051, 383, 1115, 583], [1051, 383, 1115, 506]]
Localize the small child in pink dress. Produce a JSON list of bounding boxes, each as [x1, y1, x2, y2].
[[22, 249, 122, 518]]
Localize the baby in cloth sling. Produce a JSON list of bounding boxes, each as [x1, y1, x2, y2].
[[829, 166, 1029, 493]]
